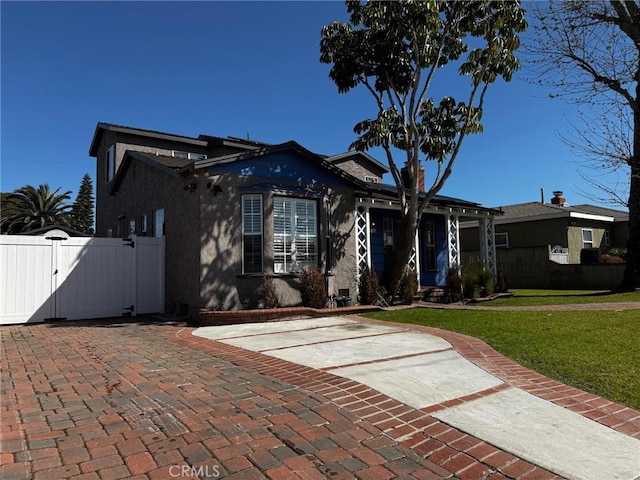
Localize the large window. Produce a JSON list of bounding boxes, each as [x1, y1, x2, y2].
[[106, 145, 115, 182], [242, 195, 263, 273], [582, 228, 594, 249], [273, 197, 317, 273]]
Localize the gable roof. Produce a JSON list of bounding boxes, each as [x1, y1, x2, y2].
[[187, 141, 370, 190], [495, 201, 628, 224], [325, 151, 390, 175], [89, 122, 207, 156], [109, 151, 191, 194]]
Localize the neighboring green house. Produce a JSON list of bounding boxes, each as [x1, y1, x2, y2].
[[89, 122, 499, 315], [461, 191, 629, 288]]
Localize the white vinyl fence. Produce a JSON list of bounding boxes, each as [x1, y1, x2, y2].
[[0, 234, 164, 325]]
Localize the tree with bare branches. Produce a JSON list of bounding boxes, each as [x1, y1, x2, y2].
[[528, 0, 640, 290]]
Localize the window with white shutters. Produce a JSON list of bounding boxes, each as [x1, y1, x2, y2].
[[242, 194, 263, 273], [273, 197, 317, 273]]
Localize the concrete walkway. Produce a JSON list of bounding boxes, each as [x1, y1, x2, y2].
[[195, 316, 640, 480]]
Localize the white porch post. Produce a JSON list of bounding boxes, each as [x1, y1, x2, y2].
[[355, 206, 370, 281], [447, 214, 460, 271], [479, 216, 497, 280], [411, 231, 421, 288]]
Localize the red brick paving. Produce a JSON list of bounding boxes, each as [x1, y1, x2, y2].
[[2, 316, 638, 480]]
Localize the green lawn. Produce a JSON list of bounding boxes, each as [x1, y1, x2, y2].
[[483, 289, 640, 306], [364, 308, 640, 410]]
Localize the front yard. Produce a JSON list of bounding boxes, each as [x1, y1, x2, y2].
[[481, 288, 640, 306], [364, 307, 640, 410]]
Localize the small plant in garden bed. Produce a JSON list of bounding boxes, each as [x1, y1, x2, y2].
[[358, 265, 379, 305], [398, 268, 418, 305], [298, 267, 327, 309], [259, 275, 279, 309]]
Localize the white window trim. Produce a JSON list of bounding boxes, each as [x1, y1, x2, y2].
[[582, 228, 594, 249], [273, 197, 318, 274], [495, 232, 509, 248]]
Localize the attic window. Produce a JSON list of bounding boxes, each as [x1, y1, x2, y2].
[[172, 150, 207, 160], [364, 176, 379, 183]]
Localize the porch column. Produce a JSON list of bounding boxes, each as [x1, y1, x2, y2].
[[479, 215, 497, 279], [355, 206, 370, 280], [409, 231, 421, 288], [447, 214, 460, 270]]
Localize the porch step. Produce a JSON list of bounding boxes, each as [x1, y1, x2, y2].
[[419, 287, 448, 303]]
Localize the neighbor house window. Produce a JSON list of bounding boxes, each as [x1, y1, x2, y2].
[[172, 150, 207, 160], [273, 197, 317, 273], [154, 209, 165, 237], [141, 214, 148, 235], [106, 145, 115, 182], [582, 228, 593, 248], [604, 230, 611, 247], [424, 221, 436, 271], [129, 218, 136, 235], [242, 194, 263, 274], [495, 232, 509, 248]]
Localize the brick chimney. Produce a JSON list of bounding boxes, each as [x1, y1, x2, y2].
[[550, 190, 567, 206], [401, 165, 425, 192]]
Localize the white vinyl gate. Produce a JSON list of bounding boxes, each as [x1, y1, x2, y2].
[[0, 235, 164, 325]]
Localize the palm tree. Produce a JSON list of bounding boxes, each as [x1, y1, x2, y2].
[[1, 184, 72, 234]]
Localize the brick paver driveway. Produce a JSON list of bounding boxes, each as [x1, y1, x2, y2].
[[3, 317, 638, 480], [1, 319, 456, 480]]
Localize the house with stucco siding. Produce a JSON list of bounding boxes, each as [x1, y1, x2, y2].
[[89, 122, 499, 316]]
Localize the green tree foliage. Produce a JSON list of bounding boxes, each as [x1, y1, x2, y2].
[[527, 0, 640, 290], [71, 173, 95, 235], [1, 184, 72, 234], [320, 0, 527, 296]]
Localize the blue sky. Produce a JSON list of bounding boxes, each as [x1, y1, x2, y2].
[[0, 1, 617, 209]]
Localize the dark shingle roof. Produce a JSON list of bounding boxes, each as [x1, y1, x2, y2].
[[137, 154, 192, 169], [495, 201, 628, 222]]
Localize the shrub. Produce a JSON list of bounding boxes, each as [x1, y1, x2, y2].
[[358, 265, 379, 305], [398, 268, 418, 305], [601, 254, 625, 264], [607, 247, 627, 262], [299, 267, 327, 308], [580, 248, 601, 265], [495, 262, 508, 293], [461, 259, 495, 299], [445, 267, 463, 303], [260, 275, 279, 309]]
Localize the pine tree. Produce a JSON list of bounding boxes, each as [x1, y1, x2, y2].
[[71, 173, 94, 235]]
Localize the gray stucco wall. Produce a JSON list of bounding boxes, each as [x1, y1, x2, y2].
[[197, 172, 358, 310]]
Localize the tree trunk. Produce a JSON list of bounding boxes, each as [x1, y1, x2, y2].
[[619, 79, 640, 291], [386, 212, 419, 299], [620, 161, 640, 290]]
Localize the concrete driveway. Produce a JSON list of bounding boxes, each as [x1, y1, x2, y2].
[[195, 316, 640, 480]]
